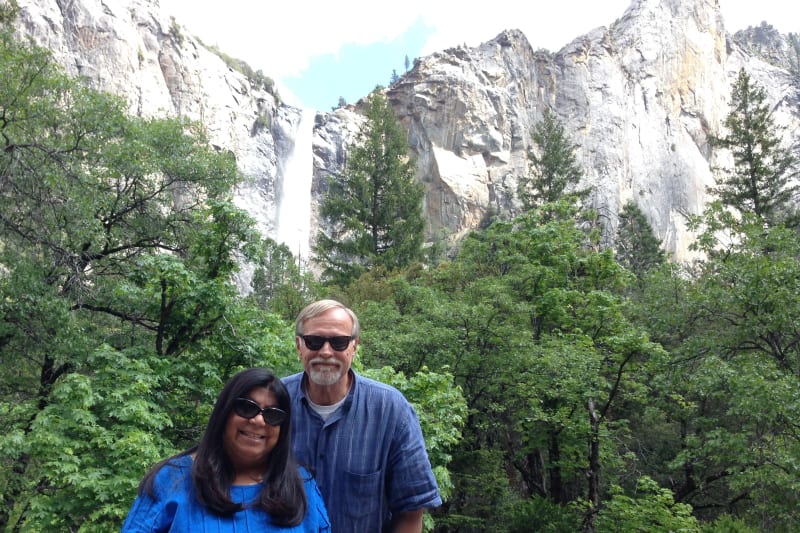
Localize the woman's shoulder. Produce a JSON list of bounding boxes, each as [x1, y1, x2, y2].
[[161, 453, 193, 471], [297, 464, 314, 482], [151, 453, 193, 488], [297, 466, 322, 493]]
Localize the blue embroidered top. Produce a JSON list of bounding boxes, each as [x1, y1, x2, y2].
[[121, 455, 330, 532], [283, 370, 442, 532]]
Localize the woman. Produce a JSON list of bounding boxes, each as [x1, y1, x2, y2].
[[122, 368, 330, 532]]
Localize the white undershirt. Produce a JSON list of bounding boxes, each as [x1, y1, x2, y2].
[[307, 395, 346, 421]]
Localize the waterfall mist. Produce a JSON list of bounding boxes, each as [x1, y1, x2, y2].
[[276, 108, 315, 259]]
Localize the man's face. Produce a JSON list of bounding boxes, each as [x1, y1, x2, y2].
[[296, 307, 358, 387]]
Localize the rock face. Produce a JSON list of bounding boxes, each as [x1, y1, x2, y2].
[[12, 0, 800, 265], [14, 0, 285, 243], [384, 0, 799, 259]]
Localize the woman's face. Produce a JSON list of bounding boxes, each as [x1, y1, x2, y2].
[[223, 386, 281, 475]]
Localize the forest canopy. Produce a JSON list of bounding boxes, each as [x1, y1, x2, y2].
[[1, 12, 799, 532]]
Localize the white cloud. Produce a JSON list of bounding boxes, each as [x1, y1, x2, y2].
[[161, 0, 798, 88], [162, 0, 429, 78], [415, 0, 632, 54]]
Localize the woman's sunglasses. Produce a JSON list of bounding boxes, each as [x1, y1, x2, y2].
[[233, 397, 287, 426], [301, 335, 353, 351]]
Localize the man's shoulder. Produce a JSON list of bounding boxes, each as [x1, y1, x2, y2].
[[353, 372, 412, 406], [282, 371, 303, 390]]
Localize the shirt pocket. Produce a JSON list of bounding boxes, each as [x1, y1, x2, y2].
[[343, 469, 382, 518]]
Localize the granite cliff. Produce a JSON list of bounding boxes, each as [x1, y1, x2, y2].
[[12, 0, 800, 266]]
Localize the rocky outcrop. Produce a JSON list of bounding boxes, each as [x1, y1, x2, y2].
[[381, 0, 799, 259], [12, 0, 800, 266], [733, 22, 800, 75], [14, 0, 286, 242]]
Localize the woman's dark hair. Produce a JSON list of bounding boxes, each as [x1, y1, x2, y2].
[[138, 368, 306, 526]]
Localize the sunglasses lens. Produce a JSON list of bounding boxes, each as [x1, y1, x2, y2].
[[234, 399, 287, 426], [302, 335, 352, 351], [233, 398, 260, 419], [302, 335, 325, 350], [262, 408, 287, 426], [329, 336, 351, 350]]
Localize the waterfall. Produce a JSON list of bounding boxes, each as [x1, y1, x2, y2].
[[276, 108, 314, 259]]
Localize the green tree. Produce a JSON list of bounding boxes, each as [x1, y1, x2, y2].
[[355, 203, 664, 531], [361, 366, 465, 504], [314, 89, 426, 286], [683, 219, 800, 527], [0, 26, 287, 530], [597, 477, 699, 532], [614, 200, 666, 279], [249, 237, 321, 321], [0, 0, 17, 24], [787, 33, 800, 78], [0, 22, 463, 532], [709, 68, 798, 225], [518, 108, 584, 212], [631, 205, 800, 529]]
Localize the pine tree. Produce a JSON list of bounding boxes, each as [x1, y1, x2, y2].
[[615, 201, 666, 278], [314, 90, 426, 286], [788, 33, 800, 78], [709, 68, 798, 225], [517, 108, 584, 211]]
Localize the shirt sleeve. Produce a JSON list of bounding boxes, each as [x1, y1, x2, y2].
[[121, 462, 187, 533], [387, 400, 443, 513]]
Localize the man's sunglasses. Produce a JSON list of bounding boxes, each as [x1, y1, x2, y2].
[[301, 335, 353, 351], [232, 397, 287, 426]]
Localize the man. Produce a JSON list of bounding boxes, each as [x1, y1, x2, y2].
[[283, 299, 441, 532]]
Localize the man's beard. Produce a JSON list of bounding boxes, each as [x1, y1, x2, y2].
[[308, 358, 344, 386]]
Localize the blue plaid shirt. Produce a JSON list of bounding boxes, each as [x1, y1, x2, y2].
[[283, 371, 442, 532]]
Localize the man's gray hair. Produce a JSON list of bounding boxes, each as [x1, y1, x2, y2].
[[295, 299, 360, 338]]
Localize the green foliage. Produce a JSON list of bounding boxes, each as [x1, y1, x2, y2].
[[361, 365, 465, 501], [5, 347, 179, 531], [789, 33, 800, 78], [169, 16, 184, 45], [248, 237, 322, 322], [314, 90, 426, 286], [518, 109, 584, 212], [0, 0, 19, 26], [4, 13, 800, 533], [354, 203, 667, 529], [615, 200, 666, 279], [597, 477, 699, 532], [0, 29, 298, 530], [709, 68, 798, 225], [435, 449, 513, 531], [499, 495, 581, 532], [205, 43, 278, 95], [639, 197, 800, 529], [700, 515, 758, 533]]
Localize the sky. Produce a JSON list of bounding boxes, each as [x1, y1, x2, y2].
[[160, 1, 799, 112]]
